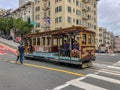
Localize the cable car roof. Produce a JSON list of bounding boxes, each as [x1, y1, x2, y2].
[[25, 26, 95, 38]]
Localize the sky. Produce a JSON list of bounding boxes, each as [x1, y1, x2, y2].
[[0, 0, 18, 10], [98, 0, 120, 35], [0, 0, 120, 35]]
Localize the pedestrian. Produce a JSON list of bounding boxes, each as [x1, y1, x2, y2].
[[15, 47, 19, 63], [18, 43, 25, 64]]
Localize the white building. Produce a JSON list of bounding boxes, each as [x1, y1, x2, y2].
[[19, 0, 34, 7]]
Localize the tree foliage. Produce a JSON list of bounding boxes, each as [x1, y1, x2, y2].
[[0, 17, 33, 37]]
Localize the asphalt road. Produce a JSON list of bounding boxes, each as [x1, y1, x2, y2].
[[0, 39, 120, 90]]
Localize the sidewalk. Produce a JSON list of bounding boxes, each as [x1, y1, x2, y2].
[[0, 37, 19, 49]]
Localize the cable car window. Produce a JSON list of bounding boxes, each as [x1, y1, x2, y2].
[[88, 35, 92, 44], [53, 38, 57, 45], [47, 37, 50, 45], [37, 38, 40, 45], [91, 35, 95, 45], [33, 38, 36, 45], [82, 34, 86, 44], [60, 38, 62, 45], [42, 37, 45, 45]]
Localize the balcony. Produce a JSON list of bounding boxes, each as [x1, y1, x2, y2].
[[82, 0, 91, 3], [42, 7, 50, 11], [82, 7, 90, 12], [82, 15, 88, 20]]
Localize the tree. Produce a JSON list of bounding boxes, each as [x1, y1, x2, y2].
[[5, 17, 15, 34], [0, 17, 15, 36], [14, 18, 33, 38], [0, 17, 6, 35]]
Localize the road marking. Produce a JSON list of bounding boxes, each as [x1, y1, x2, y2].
[[98, 69, 120, 76], [87, 74, 120, 84], [67, 79, 107, 90], [1, 43, 85, 77], [0, 43, 16, 52], [52, 74, 108, 90], [113, 61, 120, 67], [117, 61, 120, 63], [107, 66, 120, 70], [10, 61, 85, 77], [53, 73, 120, 90], [53, 83, 69, 90]]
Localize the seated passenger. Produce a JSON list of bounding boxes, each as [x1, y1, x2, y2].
[[59, 40, 70, 56], [71, 40, 80, 57]]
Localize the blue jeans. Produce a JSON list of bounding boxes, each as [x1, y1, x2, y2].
[[19, 53, 24, 64]]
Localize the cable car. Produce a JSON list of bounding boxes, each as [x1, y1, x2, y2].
[[24, 26, 96, 68]]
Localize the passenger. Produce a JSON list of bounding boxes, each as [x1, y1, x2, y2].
[[29, 44, 33, 53], [63, 40, 70, 56], [71, 40, 80, 57], [59, 40, 70, 56]]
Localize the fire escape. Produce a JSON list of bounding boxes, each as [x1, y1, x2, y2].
[[42, 0, 50, 31]]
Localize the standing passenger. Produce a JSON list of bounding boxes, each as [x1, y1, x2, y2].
[[63, 40, 70, 56]]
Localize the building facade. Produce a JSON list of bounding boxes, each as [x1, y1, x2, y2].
[[96, 27, 114, 52], [12, 1, 34, 25], [0, 8, 6, 16], [34, 0, 98, 32], [114, 36, 120, 53], [19, 0, 34, 7]]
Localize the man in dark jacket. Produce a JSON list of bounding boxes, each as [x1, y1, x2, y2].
[[18, 43, 24, 64]]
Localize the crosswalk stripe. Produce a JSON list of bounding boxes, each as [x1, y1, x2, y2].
[[107, 66, 120, 70], [113, 63, 120, 67], [67, 80, 107, 90], [53, 84, 69, 90], [98, 69, 120, 76], [117, 61, 120, 63], [87, 74, 120, 84]]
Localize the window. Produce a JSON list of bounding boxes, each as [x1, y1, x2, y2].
[[35, 14, 40, 20], [53, 38, 58, 45], [42, 37, 45, 45], [76, 10, 81, 15], [67, 17, 72, 23], [82, 34, 86, 44], [68, 0, 71, 3], [76, 0, 80, 6], [36, 23, 40, 28], [55, 17, 62, 23], [35, 6, 40, 12], [37, 38, 40, 45], [33, 38, 36, 45], [55, 6, 62, 13], [59, 17, 62, 22], [67, 6, 72, 13], [88, 35, 92, 44], [47, 37, 50, 45], [76, 19, 81, 25], [55, 0, 62, 3]]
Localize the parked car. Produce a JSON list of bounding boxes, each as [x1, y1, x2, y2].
[[99, 50, 106, 53], [7, 36, 13, 40]]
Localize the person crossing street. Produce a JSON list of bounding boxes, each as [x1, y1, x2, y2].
[[18, 43, 25, 64]]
